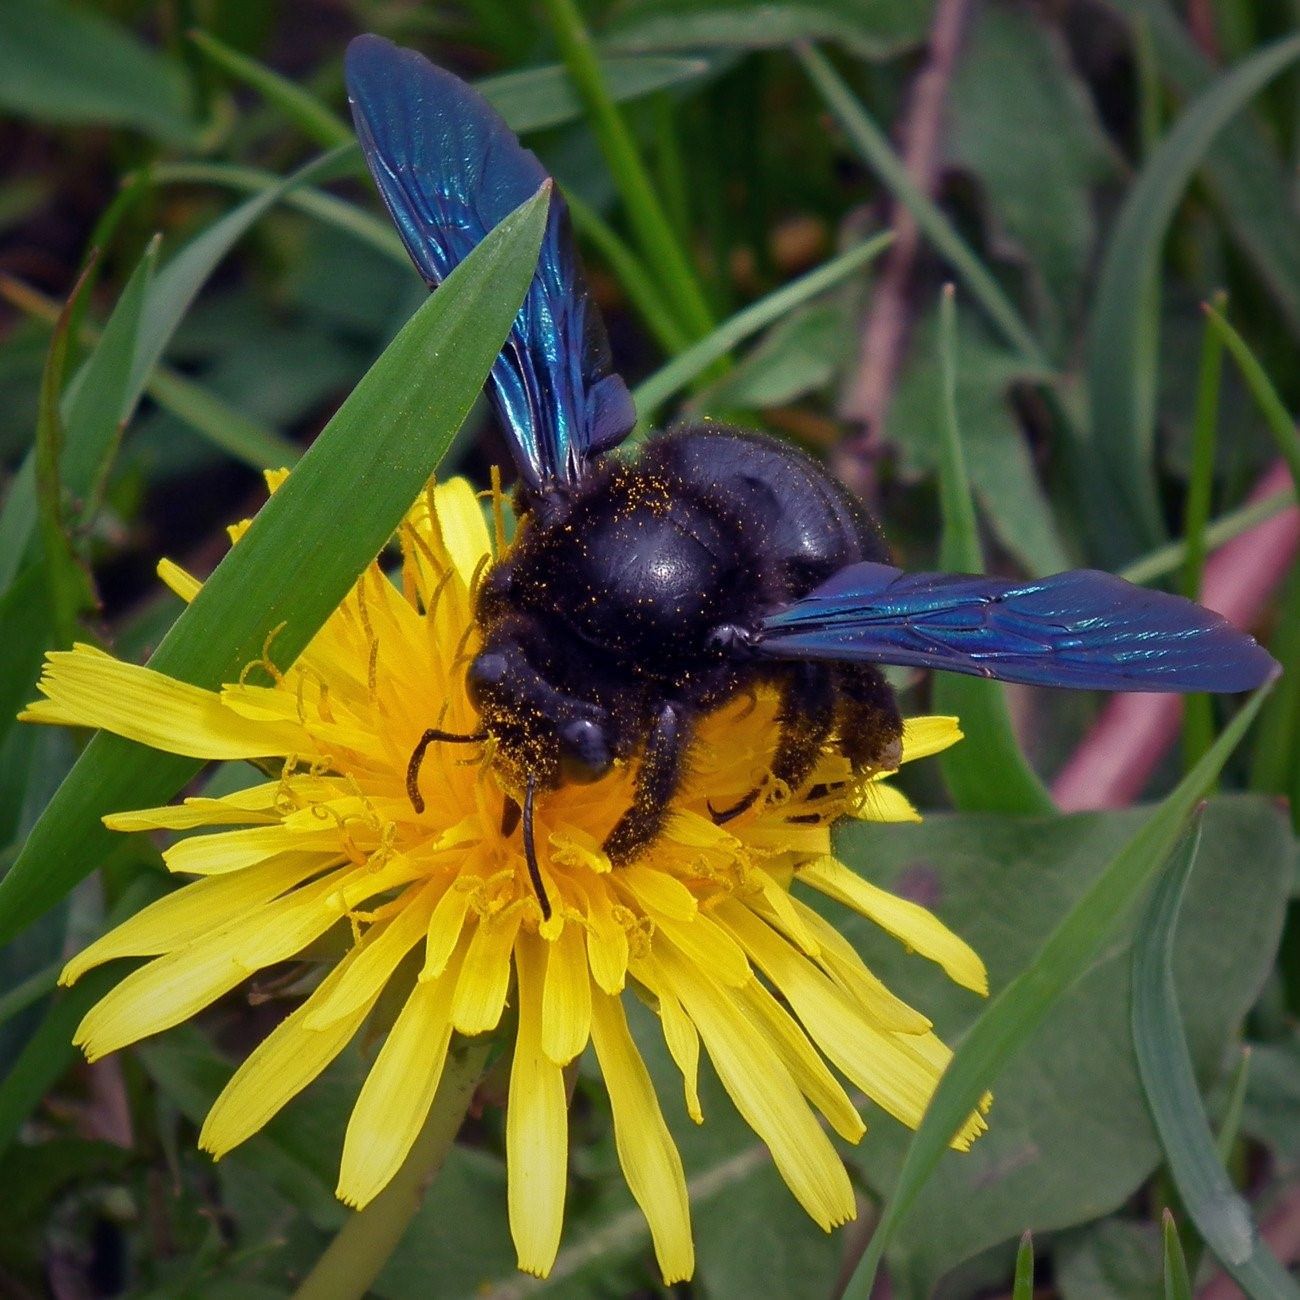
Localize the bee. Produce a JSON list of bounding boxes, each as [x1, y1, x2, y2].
[[346, 36, 1276, 918]]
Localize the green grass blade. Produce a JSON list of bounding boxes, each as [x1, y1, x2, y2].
[[1012, 1232, 1035, 1300], [1084, 32, 1300, 560], [1180, 297, 1226, 772], [931, 287, 1054, 815], [189, 29, 352, 148], [539, 0, 715, 342], [0, 184, 550, 948], [1163, 1210, 1195, 1300], [1203, 302, 1300, 495], [1119, 488, 1295, 586], [32, 261, 96, 649], [631, 233, 893, 425], [1132, 816, 1300, 1298], [839, 681, 1274, 1300], [795, 43, 1044, 368], [1215, 1046, 1252, 1164]]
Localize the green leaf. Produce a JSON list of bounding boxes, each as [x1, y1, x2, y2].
[[0, 0, 198, 144], [948, 7, 1118, 350], [1012, 1233, 1035, 1300], [0, 150, 349, 596], [1161, 1211, 1194, 1300], [886, 305, 1067, 576], [481, 54, 713, 134], [0, 183, 550, 948], [1132, 818, 1300, 1297], [189, 29, 352, 149], [632, 233, 893, 425], [1083, 32, 1300, 562], [839, 686, 1276, 1300], [833, 795, 1291, 1295], [139, 1028, 348, 1232], [1102, 0, 1300, 344], [608, 0, 932, 61], [930, 288, 1053, 815], [1056, 1220, 1163, 1300]]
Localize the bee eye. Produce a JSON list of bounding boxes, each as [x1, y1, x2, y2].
[[467, 652, 508, 705], [560, 718, 611, 782]]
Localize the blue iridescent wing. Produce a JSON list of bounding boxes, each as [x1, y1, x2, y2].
[[755, 563, 1276, 692], [345, 35, 635, 491]]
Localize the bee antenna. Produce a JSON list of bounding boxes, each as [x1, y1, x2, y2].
[[406, 727, 487, 813], [522, 775, 553, 921]]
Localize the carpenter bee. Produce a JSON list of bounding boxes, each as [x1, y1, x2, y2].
[[346, 36, 1276, 919]]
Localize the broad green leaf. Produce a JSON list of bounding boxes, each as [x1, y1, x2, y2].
[[930, 288, 1053, 815], [839, 689, 1277, 1300], [1084, 32, 1300, 563], [836, 796, 1290, 1294], [948, 8, 1118, 350], [0, 0, 198, 144], [1056, 1220, 1163, 1300], [139, 1028, 349, 1232], [886, 306, 1067, 575], [632, 233, 893, 424], [0, 184, 550, 947], [608, 0, 932, 60], [1132, 820, 1300, 1297]]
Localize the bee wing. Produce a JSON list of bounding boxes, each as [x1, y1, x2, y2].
[[754, 562, 1277, 692], [345, 35, 635, 492]]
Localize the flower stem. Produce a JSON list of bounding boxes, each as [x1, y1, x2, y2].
[[292, 1038, 492, 1300]]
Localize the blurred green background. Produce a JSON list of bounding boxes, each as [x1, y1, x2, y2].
[[0, 0, 1298, 1296]]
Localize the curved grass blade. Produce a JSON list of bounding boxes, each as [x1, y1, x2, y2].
[[1012, 1232, 1035, 1300], [1132, 817, 1300, 1299], [1084, 32, 1300, 562], [930, 286, 1054, 815], [189, 29, 352, 149], [1202, 303, 1300, 496], [0, 185, 550, 948], [631, 232, 893, 424], [839, 679, 1275, 1300], [1163, 1210, 1194, 1300], [795, 42, 1044, 369]]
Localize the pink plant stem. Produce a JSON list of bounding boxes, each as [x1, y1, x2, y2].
[[1052, 460, 1298, 811]]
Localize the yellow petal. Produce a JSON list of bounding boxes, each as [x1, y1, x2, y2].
[[590, 986, 694, 1284], [433, 478, 492, 586], [508, 929, 568, 1277], [654, 911, 751, 988], [104, 783, 286, 831], [852, 781, 922, 824], [337, 941, 466, 1208], [799, 857, 987, 994], [201, 946, 380, 1156], [541, 919, 592, 1066], [635, 952, 702, 1124], [657, 945, 854, 1230], [61, 852, 327, 985], [617, 864, 697, 921], [156, 558, 201, 602], [452, 905, 523, 1034], [22, 644, 309, 759], [422, 879, 474, 980], [734, 977, 865, 1143], [73, 870, 353, 1060], [303, 884, 439, 1029], [164, 825, 345, 877], [899, 715, 963, 762], [577, 877, 628, 995]]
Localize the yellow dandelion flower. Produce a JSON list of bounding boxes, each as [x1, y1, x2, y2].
[[22, 471, 989, 1283]]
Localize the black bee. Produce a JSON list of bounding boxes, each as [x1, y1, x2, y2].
[[346, 36, 1276, 918]]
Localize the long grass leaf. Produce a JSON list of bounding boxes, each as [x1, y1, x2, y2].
[[631, 233, 893, 424], [839, 681, 1274, 1300], [931, 287, 1054, 815], [1084, 32, 1300, 561], [1163, 1210, 1195, 1300], [0, 185, 550, 948], [1132, 819, 1300, 1298]]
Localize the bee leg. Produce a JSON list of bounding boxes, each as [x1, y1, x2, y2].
[[710, 664, 834, 822], [522, 775, 552, 920], [604, 701, 691, 866], [833, 664, 903, 773]]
